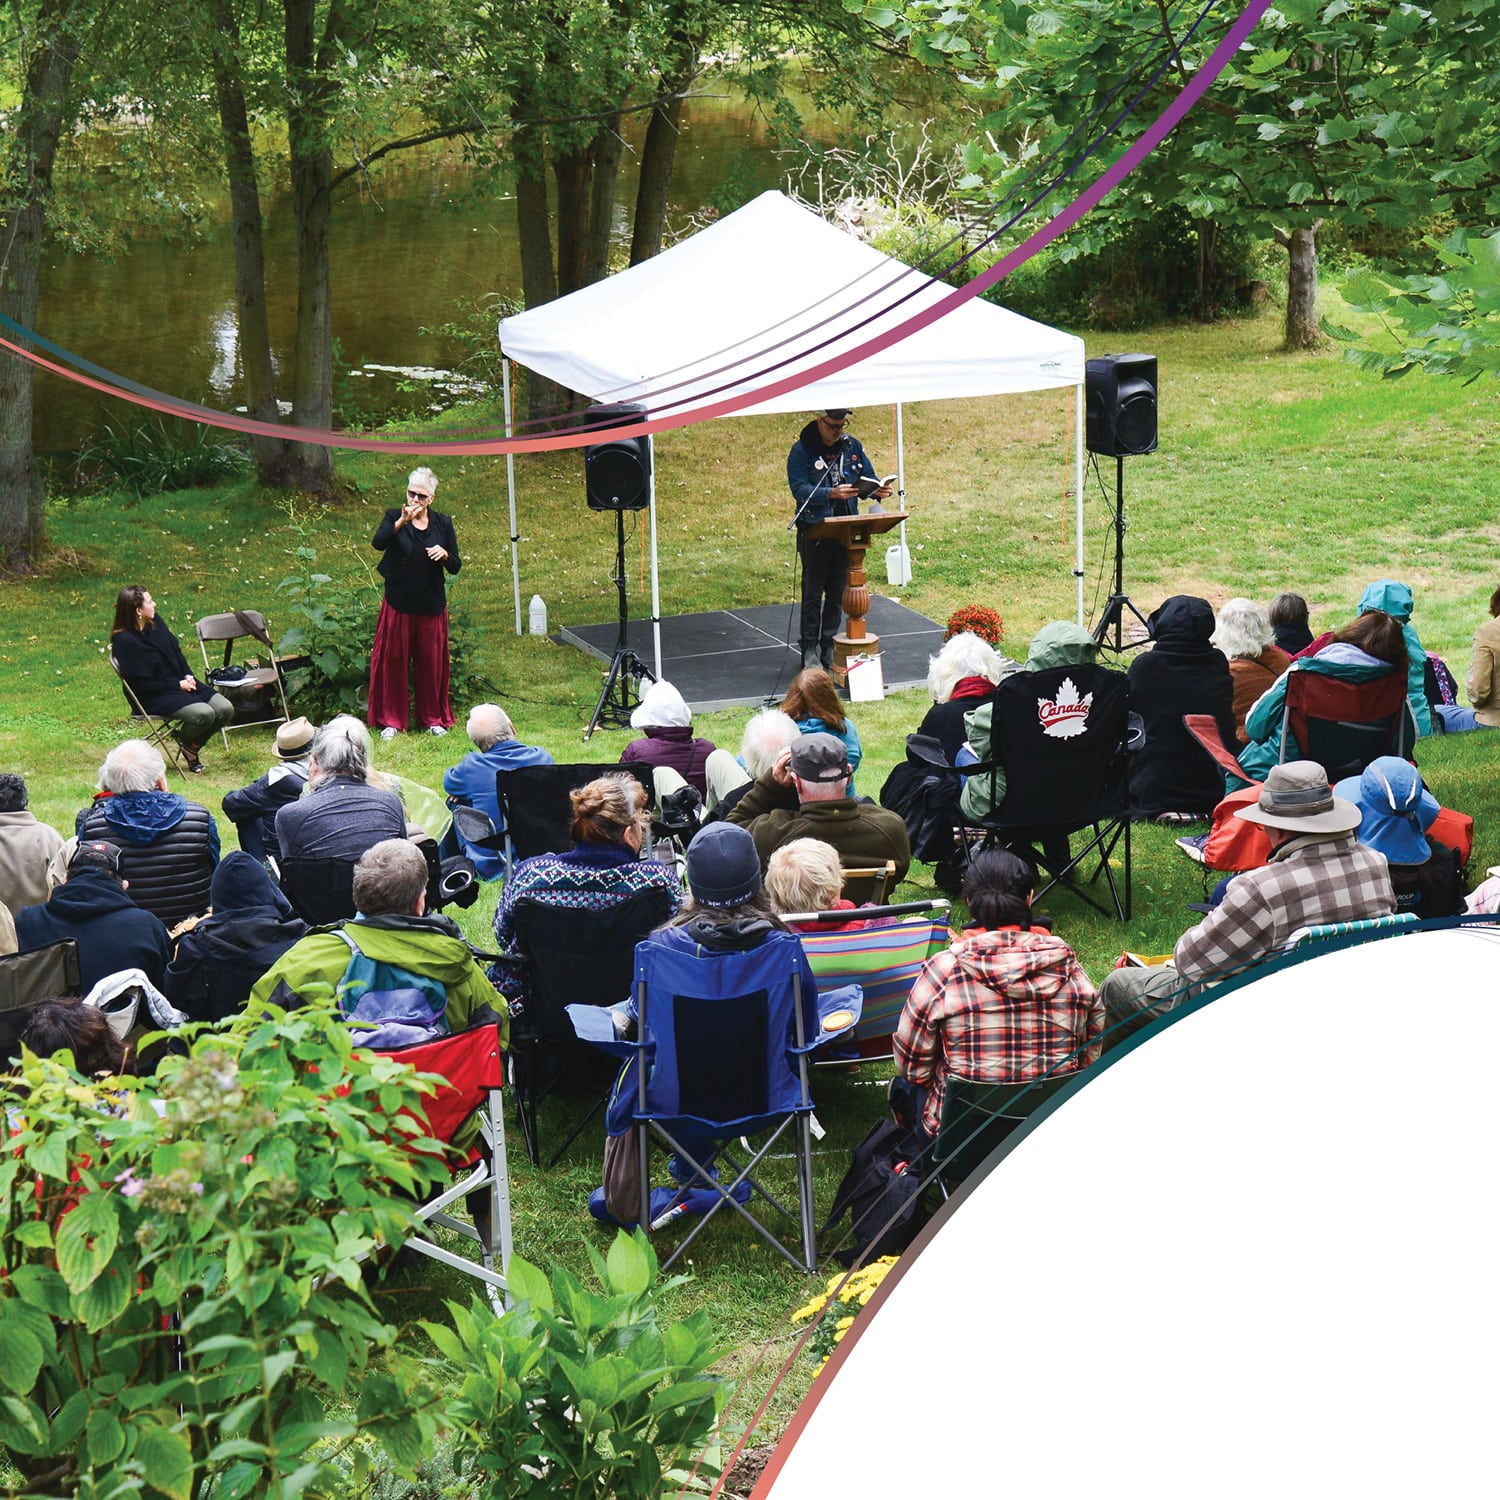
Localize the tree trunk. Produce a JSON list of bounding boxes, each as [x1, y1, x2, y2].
[[1194, 217, 1217, 320], [210, 0, 295, 485], [283, 0, 335, 491], [512, 104, 568, 425], [553, 146, 591, 296], [630, 33, 696, 266], [583, 116, 623, 286], [0, 0, 79, 571], [1280, 222, 1323, 351]]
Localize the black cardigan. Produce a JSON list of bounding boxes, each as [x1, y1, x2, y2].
[[111, 619, 213, 717], [372, 508, 461, 615]]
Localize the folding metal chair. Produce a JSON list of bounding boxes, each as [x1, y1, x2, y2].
[[368, 1021, 513, 1310], [195, 610, 292, 750], [108, 652, 188, 776], [507, 885, 676, 1167], [957, 662, 1133, 920], [786, 901, 952, 1059], [607, 933, 822, 1272], [494, 763, 654, 880]]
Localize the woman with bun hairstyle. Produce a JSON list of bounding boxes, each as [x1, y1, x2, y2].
[[488, 773, 681, 996]]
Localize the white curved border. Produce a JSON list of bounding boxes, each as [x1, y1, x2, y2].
[[767, 926, 1500, 1497]]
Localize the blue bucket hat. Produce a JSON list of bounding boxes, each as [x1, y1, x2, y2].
[[1334, 757, 1438, 866]]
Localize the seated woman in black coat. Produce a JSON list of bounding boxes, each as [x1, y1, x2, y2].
[[916, 631, 1021, 764], [110, 586, 234, 773], [1127, 595, 1238, 823]]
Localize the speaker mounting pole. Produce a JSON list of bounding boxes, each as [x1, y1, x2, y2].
[[1091, 455, 1151, 652], [584, 508, 656, 740]]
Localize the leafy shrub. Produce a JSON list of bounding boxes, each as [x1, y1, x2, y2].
[[74, 411, 250, 498], [426, 1234, 730, 1500], [0, 1001, 450, 1496]]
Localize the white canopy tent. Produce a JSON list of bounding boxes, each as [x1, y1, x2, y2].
[[496, 190, 1087, 667]]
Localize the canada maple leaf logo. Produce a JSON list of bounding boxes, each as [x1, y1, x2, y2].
[[1037, 676, 1092, 738]]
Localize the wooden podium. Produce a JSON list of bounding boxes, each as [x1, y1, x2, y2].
[[804, 510, 909, 683]]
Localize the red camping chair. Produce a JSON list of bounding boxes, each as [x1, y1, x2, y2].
[[369, 1021, 513, 1309], [1281, 669, 1415, 782]]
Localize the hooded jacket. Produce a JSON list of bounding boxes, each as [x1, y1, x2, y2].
[[1127, 596, 1238, 819], [0, 808, 64, 919], [1359, 580, 1433, 737], [77, 790, 220, 927], [164, 852, 307, 1022], [443, 737, 554, 879], [621, 726, 718, 796], [893, 925, 1103, 1139], [959, 622, 1100, 821], [222, 757, 309, 862], [16, 865, 172, 992], [249, 910, 504, 1043]]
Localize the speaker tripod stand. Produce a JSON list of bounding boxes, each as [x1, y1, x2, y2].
[[1092, 454, 1151, 652], [584, 508, 655, 741]]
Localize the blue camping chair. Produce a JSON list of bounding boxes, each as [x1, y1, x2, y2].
[[573, 932, 857, 1273]]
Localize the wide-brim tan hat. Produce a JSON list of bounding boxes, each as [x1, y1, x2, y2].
[[1236, 760, 1362, 835], [275, 716, 316, 758]]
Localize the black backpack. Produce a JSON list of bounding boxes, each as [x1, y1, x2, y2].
[[819, 1118, 929, 1267]]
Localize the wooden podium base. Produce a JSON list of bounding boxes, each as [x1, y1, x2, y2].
[[803, 510, 908, 692], [832, 631, 878, 686]]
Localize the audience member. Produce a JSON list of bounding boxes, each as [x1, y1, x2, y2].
[[1357, 580, 1433, 737], [733, 733, 910, 882], [489, 774, 682, 996], [959, 621, 1101, 822], [275, 716, 407, 865], [1213, 598, 1292, 747], [917, 632, 1019, 765], [164, 852, 308, 1022], [1099, 762, 1396, 1043], [766, 837, 868, 931], [16, 841, 172, 993], [1268, 591, 1314, 656], [1127, 596, 1237, 822], [892, 850, 1101, 1143], [251, 839, 501, 1037], [76, 740, 220, 926], [21, 996, 131, 1078], [781, 668, 862, 779], [0, 773, 63, 922], [221, 716, 314, 862], [1445, 584, 1500, 733], [1333, 758, 1462, 919], [1237, 610, 1414, 784], [621, 681, 717, 802], [442, 703, 554, 879]]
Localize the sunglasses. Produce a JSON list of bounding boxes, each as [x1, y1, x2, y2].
[[406, 489, 432, 500]]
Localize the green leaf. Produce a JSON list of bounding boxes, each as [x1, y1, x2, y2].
[[134, 1424, 194, 1500], [11, 1220, 54, 1249], [25, 1132, 69, 1181], [9, 1264, 71, 1317], [605, 1230, 651, 1297], [55, 1192, 120, 1291], [0, 1322, 45, 1395], [216, 1460, 262, 1500], [73, 1253, 132, 1331], [85, 1406, 126, 1467], [506, 1255, 553, 1312], [50, 1389, 90, 1450]]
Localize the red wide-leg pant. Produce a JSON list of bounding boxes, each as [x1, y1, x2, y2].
[[367, 599, 454, 731]]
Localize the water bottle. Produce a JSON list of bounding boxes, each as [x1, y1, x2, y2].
[[528, 594, 547, 636]]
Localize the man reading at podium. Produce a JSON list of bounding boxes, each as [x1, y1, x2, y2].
[[787, 409, 892, 671]]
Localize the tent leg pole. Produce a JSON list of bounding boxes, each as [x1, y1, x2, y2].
[[895, 402, 909, 585], [648, 438, 662, 678], [1074, 382, 1085, 627], [503, 356, 522, 635]]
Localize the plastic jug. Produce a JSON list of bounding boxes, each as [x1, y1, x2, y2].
[[528, 594, 548, 635]]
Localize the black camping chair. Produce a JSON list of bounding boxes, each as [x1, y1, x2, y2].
[[931, 1070, 1088, 1189], [507, 885, 676, 1167], [957, 663, 1133, 920], [494, 763, 655, 881], [279, 857, 358, 926], [0, 941, 84, 1064]]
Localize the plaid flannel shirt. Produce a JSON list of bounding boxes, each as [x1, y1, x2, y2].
[[1174, 833, 1395, 984], [893, 926, 1103, 1139]]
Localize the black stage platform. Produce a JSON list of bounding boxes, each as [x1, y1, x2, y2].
[[558, 595, 945, 712]]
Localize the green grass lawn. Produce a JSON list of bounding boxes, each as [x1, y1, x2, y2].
[[4, 300, 1499, 1463]]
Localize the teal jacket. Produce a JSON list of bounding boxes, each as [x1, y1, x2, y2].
[[1358, 580, 1432, 737], [1235, 647, 1417, 787], [960, 622, 1100, 820]]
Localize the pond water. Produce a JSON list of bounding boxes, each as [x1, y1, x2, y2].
[[34, 93, 836, 455]]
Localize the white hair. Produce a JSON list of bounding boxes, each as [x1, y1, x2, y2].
[[407, 466, 438, 496], [309, 715, 373, 788], [739, 710, 799, 781], [765, 838, 845, 914], [927, 632, 1004, 704], [1212, 598, 1275, 660], [98, 739, 166, 794], [467, 703, 515, 751]]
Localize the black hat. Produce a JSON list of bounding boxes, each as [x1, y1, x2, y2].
[[820, 408, 853, 421], [685, 823, 761, 908], [69, 840, 123, 877]]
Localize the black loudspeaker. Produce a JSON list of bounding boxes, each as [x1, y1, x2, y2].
[[1085, 353, 1158, 457], [584, 402, 651, 511]]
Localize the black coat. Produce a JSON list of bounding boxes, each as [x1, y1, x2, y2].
[[372, 508, 461, 615], [111, 619, 214, 718], [1127, 596, 1238, 819]]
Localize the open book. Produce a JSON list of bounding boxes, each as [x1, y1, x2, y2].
[[856, 473, 897, 499]]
